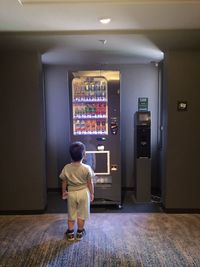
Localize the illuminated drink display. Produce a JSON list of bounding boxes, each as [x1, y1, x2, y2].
[[72, 77, 108, 135]]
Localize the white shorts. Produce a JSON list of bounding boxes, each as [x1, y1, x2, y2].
[[67, 188, 90, 221]]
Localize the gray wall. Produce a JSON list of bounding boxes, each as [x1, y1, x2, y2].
[[44, 64, 159, 190], [44, 66, 70, 188], [162, 50, 200, 209], [1, 49, 200, 211], [120, 65, 159, 188], [0, 51, 46, 211]]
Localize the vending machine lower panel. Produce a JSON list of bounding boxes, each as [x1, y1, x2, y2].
[[94, 181, 121, 206], [85, 150, 121, 206]]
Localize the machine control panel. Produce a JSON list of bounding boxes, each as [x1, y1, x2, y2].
[[110, 117, 119, 135], [136, 111, 151, 158]]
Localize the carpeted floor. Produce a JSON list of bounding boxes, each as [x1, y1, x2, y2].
[[0, 213, 200, 267]]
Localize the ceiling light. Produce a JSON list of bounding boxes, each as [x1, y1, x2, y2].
[[99, 18, 111, 24]]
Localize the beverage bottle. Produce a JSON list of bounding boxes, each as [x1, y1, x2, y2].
[[76, 120, 80, 133], [96, 120, 101, 133], [89, 104, 93, 117], [78, 103, 81, 117], [88, 83, 91, 100], [73, 84, 76, 101], [91, 120, 96, 133], [90, 83, 93, 100], [103, 103, 106, 117], [99, 103, 103, 116], [101, 81, 106, 100], [74, 120, 77, 133], [85, 84, 89, 100], [95, 103, 99, 116], [94, 103, 97, 117], [85, 120, 90, 132], [94, 82, 97, 100], [102, 120, 106, 132], [76, 84, 80, 100], [88, 120, 91, 132], [81, 84, 85, 100], [98, 103, 101, 116], [100, 82, 103, 100], [79, 103, 82, 117], [96, 82, 100, 100], [80, 120, 85, 133], [74, 82, 79, 101], [85, 104, 88, 117], [78, 104, 81, 117], [92, 104, 95, 117], [81, 103, 85, 117], [74, 105, 78, 117]]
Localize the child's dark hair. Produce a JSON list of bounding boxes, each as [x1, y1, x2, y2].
[[69, 141, 85, 161]]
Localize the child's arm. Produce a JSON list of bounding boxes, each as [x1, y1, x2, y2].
[[62, 180, 68, 200], [87, 178, 94, 202]]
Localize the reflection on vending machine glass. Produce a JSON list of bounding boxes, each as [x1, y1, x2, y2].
[[84, 151, 110, 175]]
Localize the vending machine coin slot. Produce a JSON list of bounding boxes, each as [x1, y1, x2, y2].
[[111, 164, 118, 171]]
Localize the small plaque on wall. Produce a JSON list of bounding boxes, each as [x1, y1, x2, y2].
[[177, 101, 188, 111], [138, 97, 148, 111]]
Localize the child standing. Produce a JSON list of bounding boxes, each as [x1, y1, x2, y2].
[[60, 141, 94, 241]]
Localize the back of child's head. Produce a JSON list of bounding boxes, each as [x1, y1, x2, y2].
[[69, 141, 85, 161]]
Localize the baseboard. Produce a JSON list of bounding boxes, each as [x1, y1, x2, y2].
[[48, 187, 135, 192], [161, 204, 200, 214], [0, 208, 46, 215]]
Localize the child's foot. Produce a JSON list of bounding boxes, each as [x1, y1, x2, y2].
[[76, 229, 86, 241], [65, 229, 75, 241]]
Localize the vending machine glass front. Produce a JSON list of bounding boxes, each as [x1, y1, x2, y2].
[[72, 77, 108, 135]]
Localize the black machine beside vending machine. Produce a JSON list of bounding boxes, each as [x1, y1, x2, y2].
[[136, 111, 151, 158], [69, 70, 121, 207], [135, 111, 151, 202]]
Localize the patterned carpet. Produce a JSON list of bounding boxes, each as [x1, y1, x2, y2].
[[0, 213, 200, 267]]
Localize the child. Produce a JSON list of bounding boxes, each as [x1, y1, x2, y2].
[[60, 141, 94, 241]]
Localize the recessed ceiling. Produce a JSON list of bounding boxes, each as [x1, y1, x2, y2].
[[0, 1, 200, 64], [41, 34, 164, 65], [17, 0, 200, 4]]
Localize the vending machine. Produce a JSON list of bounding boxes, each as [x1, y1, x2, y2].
[[69, 70, 121, 206]]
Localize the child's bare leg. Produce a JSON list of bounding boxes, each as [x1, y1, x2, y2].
[[68, 220, 75, 231], [77, 218, 85, 230]]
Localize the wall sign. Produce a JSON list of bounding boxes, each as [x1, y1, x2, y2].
[[138, 97, 148, 111]]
